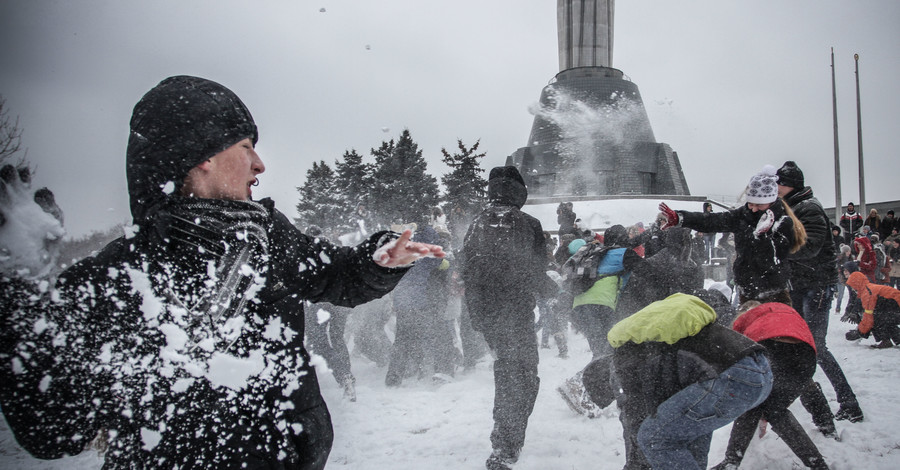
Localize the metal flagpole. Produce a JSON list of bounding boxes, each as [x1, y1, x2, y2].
[[831, 48, 841, 224], [854, 53, 866, 216]]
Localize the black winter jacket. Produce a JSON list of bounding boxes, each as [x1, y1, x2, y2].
[[782, 187, 838, 289], [618, 227, 704, 317], [462, 170, 555, 330], [613, 324, 764, 425], [679, 202, 795, 299], [0, 201, 407, 468]]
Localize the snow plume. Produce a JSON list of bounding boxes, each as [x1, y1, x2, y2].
[[529, 87, 653, 195]]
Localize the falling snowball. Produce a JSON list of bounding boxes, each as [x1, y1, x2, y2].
[[319, 8, 326, 12], [381, 127, 390, 133], [365, 44, 371, 50]]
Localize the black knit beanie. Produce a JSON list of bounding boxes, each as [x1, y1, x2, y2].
[[776, 161, 804, 189], [126, 76, 258, 222], [604, 224, 628, 247]]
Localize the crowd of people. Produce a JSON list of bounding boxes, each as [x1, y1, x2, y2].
[[1, 75, 898, 470], [835, 201, 900, 349]]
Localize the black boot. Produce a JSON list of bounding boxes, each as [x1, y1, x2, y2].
[[835, 402, 864, 422], [800, 381, 837, 436]]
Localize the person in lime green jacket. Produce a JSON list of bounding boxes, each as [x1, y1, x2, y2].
[[610, 293, 773, 470], [570, 225, 643, 358]]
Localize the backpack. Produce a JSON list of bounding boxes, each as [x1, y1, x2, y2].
[[560, 242, 617, 295], [462, 205, 534, 291]]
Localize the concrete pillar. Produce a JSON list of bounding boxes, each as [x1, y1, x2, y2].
[[558, 0, 615, 71]]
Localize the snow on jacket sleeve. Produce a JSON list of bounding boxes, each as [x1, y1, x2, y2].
[[0, 248, 118, 459], [266, 210, 410, 307]]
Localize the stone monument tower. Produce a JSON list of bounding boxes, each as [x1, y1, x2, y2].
[[507, 0, 689, 197]]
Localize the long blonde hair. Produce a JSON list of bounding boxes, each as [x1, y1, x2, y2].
[[781, 199, 807, 254]]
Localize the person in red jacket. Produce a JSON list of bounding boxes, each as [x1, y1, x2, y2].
[[712, 302, 829, 470], [845, 271, 900, 348], [854, 236, 878, 282]]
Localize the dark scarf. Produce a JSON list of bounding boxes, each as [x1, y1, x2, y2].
[[158, 197, 271, 353]]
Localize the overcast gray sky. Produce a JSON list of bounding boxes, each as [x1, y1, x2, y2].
[[1, 0, 898, 238]]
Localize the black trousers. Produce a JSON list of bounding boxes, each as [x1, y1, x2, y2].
[[724, 342, 826, 468], [478, 302, 540, 454]]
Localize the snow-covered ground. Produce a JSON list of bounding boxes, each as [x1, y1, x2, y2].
[[2, 289, 898, 470]]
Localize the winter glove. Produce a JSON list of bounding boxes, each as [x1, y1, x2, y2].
[[753, 209, 775, 236], [658, 202, 680, 230], [0, 164, 65, 279], [840, 310, 861, 324]]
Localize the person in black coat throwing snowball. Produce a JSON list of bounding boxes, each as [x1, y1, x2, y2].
[[0, 75, 443, 469]]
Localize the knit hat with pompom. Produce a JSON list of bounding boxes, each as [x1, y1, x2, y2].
[[746, 165, 779, 204]]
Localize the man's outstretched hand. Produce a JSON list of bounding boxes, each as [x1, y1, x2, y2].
[[373, 229, 445, 268], [0, 164, 66, 279]]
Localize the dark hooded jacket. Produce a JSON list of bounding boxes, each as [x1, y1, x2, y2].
[[462, 167, 555, 329], [782, 186, 838, 289], [618, 227, 704, 317], [0, 76, 409, 469]]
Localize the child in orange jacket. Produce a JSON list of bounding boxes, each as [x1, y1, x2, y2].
[[845, 271, 900, 348]]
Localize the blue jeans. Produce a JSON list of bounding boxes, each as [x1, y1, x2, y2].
[[835, 282, 846, 311], [791, 285, 859, 407], [637, 353, 773, 470]]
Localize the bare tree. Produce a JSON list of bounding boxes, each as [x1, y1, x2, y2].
[[0, 95, 26, 164]]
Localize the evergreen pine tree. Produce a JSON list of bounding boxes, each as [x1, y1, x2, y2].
[[295, 160, 342, 233], [440, 139, 487, 215], [369, 129, 439, 227], [334, 149, 375, 232]]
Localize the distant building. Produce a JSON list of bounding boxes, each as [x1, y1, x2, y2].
[[507, 0, 689, 197]]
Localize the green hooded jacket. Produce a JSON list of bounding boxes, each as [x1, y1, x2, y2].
[[607, 293, 717, 348]]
